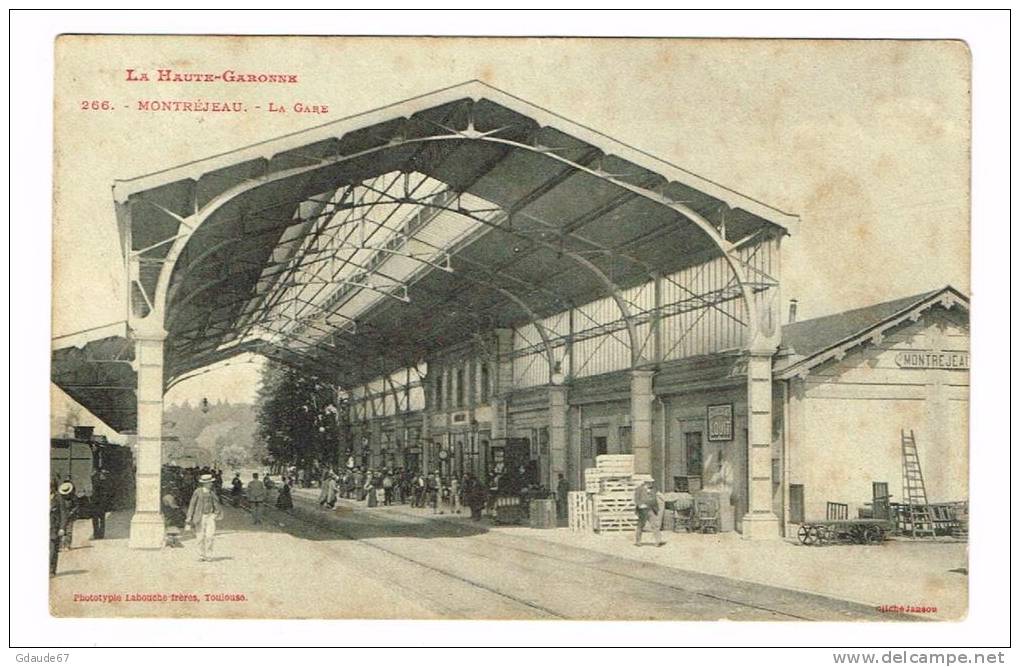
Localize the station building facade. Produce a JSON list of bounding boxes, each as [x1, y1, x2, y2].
[[344, 285, 969, 538]]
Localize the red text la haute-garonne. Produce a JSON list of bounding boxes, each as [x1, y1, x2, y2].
[[125, 68, 299, 84]]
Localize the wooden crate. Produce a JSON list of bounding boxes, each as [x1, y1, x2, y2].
[[594, 493, 635, 512], [596, 465, 634, 475], [599, 478, 639, 495], [595, 454, 634, 476], [596, 511, 638, 533], [596, 454, 634, 463], [568, 491, 593, 532], [584, 468, 604, 493]]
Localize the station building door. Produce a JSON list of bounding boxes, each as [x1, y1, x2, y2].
[[404, 450, 421, 474], [493, 437, 538, 488], [672, 421, 706, 493]]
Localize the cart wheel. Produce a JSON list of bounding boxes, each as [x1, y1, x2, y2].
[[864, 525, 884, 544], [797, 524, 817, 545], [850, 524, 868, 544]]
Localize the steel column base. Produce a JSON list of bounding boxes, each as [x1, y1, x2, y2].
[[128, 511, 165, 549], [741, 513, 781, 540]]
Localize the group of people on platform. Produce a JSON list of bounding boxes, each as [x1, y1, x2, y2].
[[315, 467, 491, 520], [315, 468, 402, 508], [161, 465, 223, 550], [49, 458, 581, 575], [228, 470, 295, 513], [161, 467, 299, 560], [310, 464, 578, 523]]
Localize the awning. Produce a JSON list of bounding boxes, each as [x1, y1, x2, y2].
[[51, 323, 137, 432]]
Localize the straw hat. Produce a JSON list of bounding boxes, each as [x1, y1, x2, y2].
[[58, 481, 74, 496], [198, 474, 215, 484]]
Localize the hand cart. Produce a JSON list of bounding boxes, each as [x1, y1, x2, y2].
[[797, 518, 894, 546]]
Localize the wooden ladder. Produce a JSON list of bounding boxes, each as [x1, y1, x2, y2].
[[901, 429, 936, 538]]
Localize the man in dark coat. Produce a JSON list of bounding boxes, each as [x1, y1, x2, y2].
[[230, 473, 243, 506], [57, 481, 78, 550], [246, 473, 268, 524], [555, 473, 570, 522], [633, 479, 665, 547], [50, 480, 67, 576], [354, 469, 366, 501], [90, 469, 110, 539], [465, 473, 487, 521], [413, 473, 426, 508]]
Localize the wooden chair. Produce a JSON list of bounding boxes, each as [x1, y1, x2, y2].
[[826, 502, 849, 521], [871, 482, 892, 521], [666, 493, 694, 533], [692, 496, 720, 533]]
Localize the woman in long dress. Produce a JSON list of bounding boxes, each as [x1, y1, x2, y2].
[[318, 473, 336, 510], [365, 471, 378, 508], [276, 480, 294, 511], [163, 492, 186, 547]]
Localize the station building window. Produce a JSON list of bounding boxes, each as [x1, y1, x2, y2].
[[480, 363, 490, 404], [456, 368, 465, 407]]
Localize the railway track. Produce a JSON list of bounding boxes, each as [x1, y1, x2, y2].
[[268, 496, 898, 621], [410, 511, 919, 622], [327, 503, 816, 621], [260, 500, 566, 619]]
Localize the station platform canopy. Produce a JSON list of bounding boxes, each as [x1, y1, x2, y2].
[[51, 323, 137, 432], [52, 81, 797, 433]]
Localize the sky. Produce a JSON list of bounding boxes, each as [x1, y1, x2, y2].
[[51, 37, 970, 407]]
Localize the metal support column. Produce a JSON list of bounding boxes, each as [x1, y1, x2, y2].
[[630, 368, 655, 476], [548, 384, 569, 490], [129, 319, 167, 549], [651, 273, 663, 363], [742, 345, 781, 539], [420, 370, 432, 474], [493, 329, 514, 395]]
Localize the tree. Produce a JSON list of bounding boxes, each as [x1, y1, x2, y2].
[[165, 401, 259, 467], [215, 434, 251, 469], [254, 361, 341, 470]]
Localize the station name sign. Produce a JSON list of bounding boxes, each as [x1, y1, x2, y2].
[[894, 351, 969, 370]]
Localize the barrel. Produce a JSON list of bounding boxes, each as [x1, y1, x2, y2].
[[529, 498, 557, 529]]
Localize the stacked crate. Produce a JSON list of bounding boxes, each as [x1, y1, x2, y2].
[[595, 454, 634, 477], [589, 455, 639, 534], [568, 490, 593, 532], [584, 468, 605, 493]]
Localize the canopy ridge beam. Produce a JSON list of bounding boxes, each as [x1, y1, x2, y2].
[[287, 169, 432, 326], [234, 184, 355, 331]]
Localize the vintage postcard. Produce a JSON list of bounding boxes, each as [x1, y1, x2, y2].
[[48, 35, 971, 622]]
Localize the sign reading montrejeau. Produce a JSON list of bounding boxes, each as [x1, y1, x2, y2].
[[894, 351, 969, 370]]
